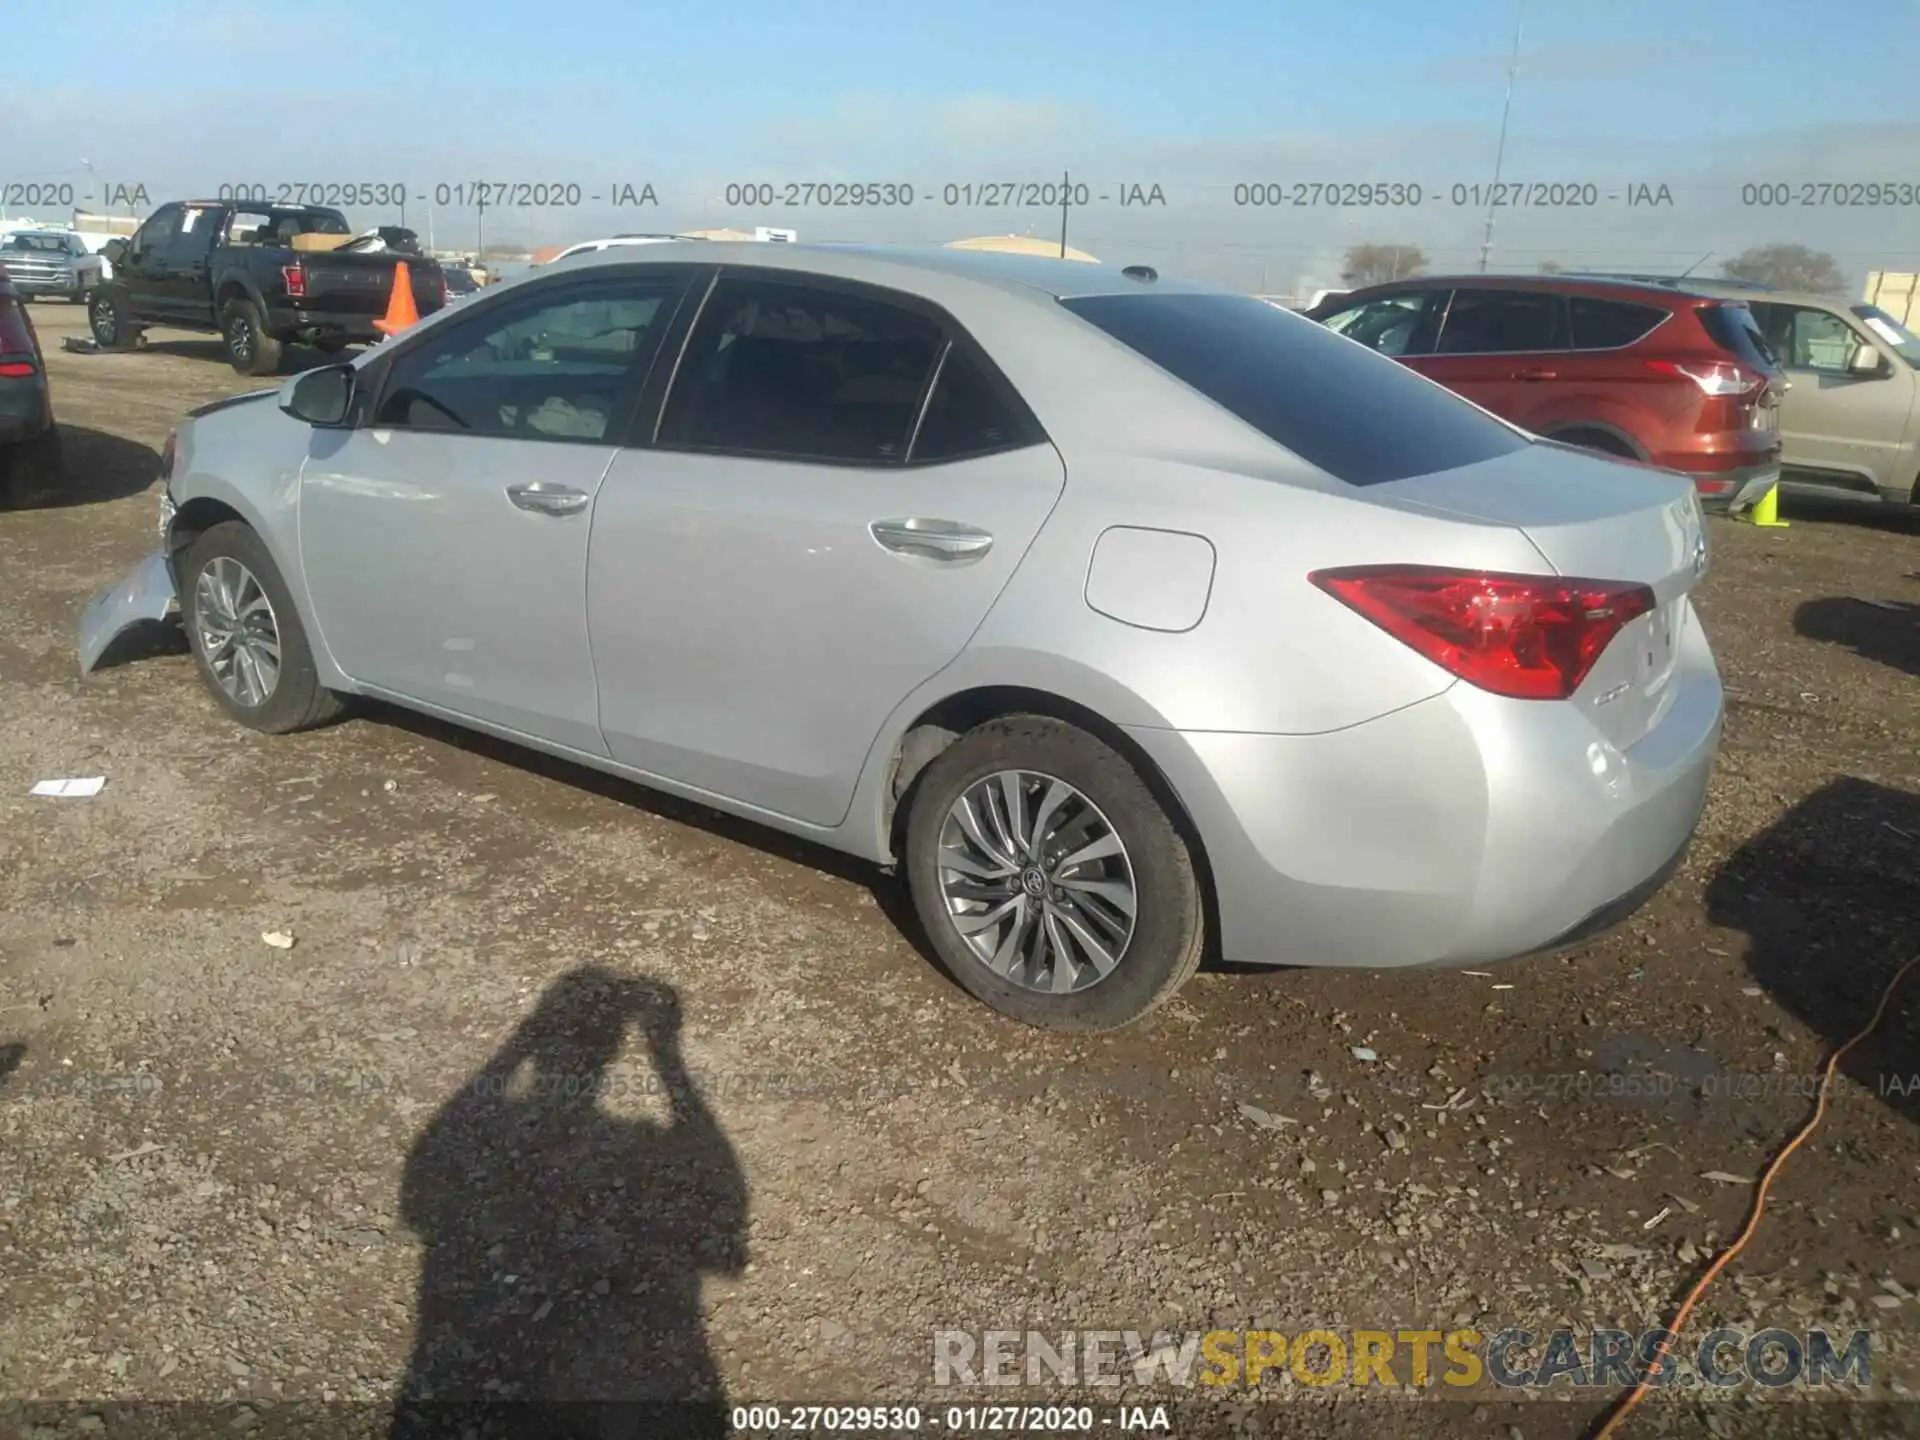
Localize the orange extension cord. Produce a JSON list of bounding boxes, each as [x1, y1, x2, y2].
[[1590, 951, 1920, 1439]]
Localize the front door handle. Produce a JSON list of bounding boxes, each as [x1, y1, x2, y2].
[[870, 518, 994, 562], [506, 482, 590, 517], [1515, 367, 1558, 381]]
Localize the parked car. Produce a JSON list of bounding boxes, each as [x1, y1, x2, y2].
[[1672, 282, 1920, 507], [0, 265, 62, 504], [1308, 276, 1784, 508], [79, 246, 1721, 1031], [441, 266, 480, 303], [89, 200, 446, 376], [1, 229, 106, 304]]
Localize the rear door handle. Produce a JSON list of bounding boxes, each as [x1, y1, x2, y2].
[[1515, 367, 1558, 381], [506, 482, 590, 517], [870, 518, 994, 562]]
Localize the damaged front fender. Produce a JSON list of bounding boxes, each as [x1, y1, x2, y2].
[[78, 549, 179, 675]]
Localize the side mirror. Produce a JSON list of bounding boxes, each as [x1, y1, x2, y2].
[[100, 238, 128, 267], [280, 364, 355, 426], [1849, 344, 1886, 378]]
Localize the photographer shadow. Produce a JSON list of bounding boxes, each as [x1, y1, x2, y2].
[[391, 968, 746, 1439], [1704, 777, 1920, 1124]]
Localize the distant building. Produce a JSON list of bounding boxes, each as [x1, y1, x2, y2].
[[945, 235, 1099, 263]]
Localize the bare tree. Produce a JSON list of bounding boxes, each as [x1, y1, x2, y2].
[[1341, 244, 1428, 287], [1537, 260, 1564, 275], [1723, 244, 1846, 294]]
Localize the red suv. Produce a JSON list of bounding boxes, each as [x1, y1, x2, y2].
[[1308, 275, 1784, 506]]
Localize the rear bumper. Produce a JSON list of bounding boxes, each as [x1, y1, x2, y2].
[[1683, 459, 1780, 511], [78, 549, 179, 675], [1126, 610, 1722, 970]]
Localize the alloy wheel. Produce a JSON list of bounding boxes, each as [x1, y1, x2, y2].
[[935, 769, 1137, 995], [193, 557, 281, 707]]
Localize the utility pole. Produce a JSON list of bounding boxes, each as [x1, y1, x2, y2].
[[1058, 168, 1071, 258], [1478, 0, 1526, 273], [476, 191, 486, 261]]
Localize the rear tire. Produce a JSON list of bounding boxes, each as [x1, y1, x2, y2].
[[180, 521, 346, 734], [903, 715, 1204, 1032], [220, 297, 283, 376], [88, 292, 142, 351]]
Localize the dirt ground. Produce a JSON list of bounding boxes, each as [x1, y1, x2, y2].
[[2, 301, 1918, 1439]]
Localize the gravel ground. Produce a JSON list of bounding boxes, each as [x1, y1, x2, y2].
[[2, 304, 1918, 1439]]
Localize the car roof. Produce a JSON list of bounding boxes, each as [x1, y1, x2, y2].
[[1331, 273, 1741, 305], [1675, 280, 1857, 309], [544, 240, 1226, 302]]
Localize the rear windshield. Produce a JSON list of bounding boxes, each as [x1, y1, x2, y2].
[[1059, 292, 1528, 485], [1697, 303, 1778, 369]]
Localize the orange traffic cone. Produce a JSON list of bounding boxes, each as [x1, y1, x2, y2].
[[373, 261, 419, 337]]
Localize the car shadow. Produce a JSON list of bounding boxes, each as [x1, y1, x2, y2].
[[1794, 596, 1920, 678], [389, 968, 743, 1438], [1704, 777, 1920, 1124], [1776, 490, 1920, 535], [134, 335, 363, 375], [363, 702, 966, 998], [2, 425, 160, 511]]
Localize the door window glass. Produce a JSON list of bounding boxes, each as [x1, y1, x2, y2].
[[658, 276, 945, 464], [1435, 289, 1568, 354], [1568, 297, 1668, 350], [1320, 293, 1443, 356], [374, 277, 682, 442], [908, 343, 1044, 463], [1770, 306, 1863, 373]]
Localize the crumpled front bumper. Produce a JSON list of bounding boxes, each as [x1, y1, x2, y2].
[[78, 548, 179, 675]]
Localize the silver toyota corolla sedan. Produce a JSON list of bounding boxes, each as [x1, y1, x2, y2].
[[78, 243, 1722, 1031]]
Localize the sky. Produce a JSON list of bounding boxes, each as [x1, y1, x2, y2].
[[9, 0, 1920, 291]]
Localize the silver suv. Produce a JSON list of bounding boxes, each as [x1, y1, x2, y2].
[[1688, 281, 1920, 506]]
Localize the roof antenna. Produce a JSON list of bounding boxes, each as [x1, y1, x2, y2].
[[1677, 250, 1713, 279]]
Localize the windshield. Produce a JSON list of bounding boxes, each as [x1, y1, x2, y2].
[[1854, 306, 1920, 366], [2, 233, 74, 255]]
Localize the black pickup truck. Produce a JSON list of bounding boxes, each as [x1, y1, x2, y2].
[[88, 200, 445, 375]]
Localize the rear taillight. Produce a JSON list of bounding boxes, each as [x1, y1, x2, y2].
[[1643, 359, 1763, 397], [1310, 565, 1657, 701], [0, 297, 36, 374], [282, 263, 307, 299]]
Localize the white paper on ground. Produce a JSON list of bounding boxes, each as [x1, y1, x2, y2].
[[30, 777, 106, 797]]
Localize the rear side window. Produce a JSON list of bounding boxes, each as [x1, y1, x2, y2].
[[659, 276, 946, 465], [908, 342, 1045, 464], [1434, 289, 1567, 354], [1697, 304, 1778, 369], [1568, 297, 1668, 350], [1060, 292, 1528, 486]]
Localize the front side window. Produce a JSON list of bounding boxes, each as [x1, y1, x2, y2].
[[133, 205, 183, 254], [1320, 292, 1443, 357], [1756, 304, 1867, 373], [1434, 289, 1568, 355], [658, 276, 945, 465], [373, 276, 683, 442]]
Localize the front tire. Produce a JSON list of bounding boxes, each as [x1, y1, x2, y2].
[[180, 522, 345, 734], [904, 716, 1204, 1032], [220, 297, 283, 376], [88, 292, 142, 351]]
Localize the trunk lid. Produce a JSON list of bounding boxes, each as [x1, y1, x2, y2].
[[293, 252, 443, 318], [1377, 442, 1707, 749]]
